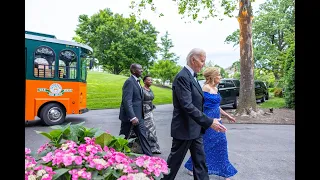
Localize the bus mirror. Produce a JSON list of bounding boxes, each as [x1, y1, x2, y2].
[[89, 59, 94, 69]]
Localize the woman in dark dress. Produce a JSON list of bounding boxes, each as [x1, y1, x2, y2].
[[141, 75, 161, 154], [129, 75, 161, 154]]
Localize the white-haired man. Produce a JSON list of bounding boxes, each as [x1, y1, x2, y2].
[[163, 48, 226, 180]]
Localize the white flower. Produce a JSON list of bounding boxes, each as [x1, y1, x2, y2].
[[36, 169, 46, 177], [28, 175, 37, 180], [42, 174, 49, 179], [93, 158, 107, 166], [143, 160, 150, 168], [61, 144, 68, 151], [77, 170, 84, 176], [115, 164, 124, 170], [128, 173, 150, 180], [86, 145, 94, 152], [25, 161, 35, 170]]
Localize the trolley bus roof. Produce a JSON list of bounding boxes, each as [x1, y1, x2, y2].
[[25, 33, 93, 53]]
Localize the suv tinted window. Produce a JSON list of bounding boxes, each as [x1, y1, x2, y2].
[[255, 81, 261, 88], [233, 80, 240, 87], [218, 83, 225, 88], [260, 82, 267, 88], [225, 80, 235, 88]]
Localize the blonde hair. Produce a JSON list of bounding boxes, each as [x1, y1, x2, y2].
[[203, 67, 220, 85]]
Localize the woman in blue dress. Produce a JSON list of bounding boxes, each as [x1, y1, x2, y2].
[[184, 67, 237, 180]]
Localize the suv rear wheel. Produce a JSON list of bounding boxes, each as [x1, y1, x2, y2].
[[233, 96, 239, 109], [266, 93, 269, 100]]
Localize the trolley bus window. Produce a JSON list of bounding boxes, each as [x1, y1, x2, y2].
[[80, 49, 93, 82], [33, 46, 55, 78], [59, 50, 77, 79], [80, 57, 87, 81]]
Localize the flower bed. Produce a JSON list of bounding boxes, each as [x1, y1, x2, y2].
[[25, 122, 169, 180]]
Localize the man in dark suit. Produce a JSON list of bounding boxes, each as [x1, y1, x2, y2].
[[163, 48, 227, 180], [119, 63, 153, 156]]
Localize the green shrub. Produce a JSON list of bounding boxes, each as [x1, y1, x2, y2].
[[153, 79, 160, 84], [35, 122, 134, 155], [268, 88, 275, 93], [267, 81, 275, 88], [284, 60, 295, 109], [274, 88, 283, 97]]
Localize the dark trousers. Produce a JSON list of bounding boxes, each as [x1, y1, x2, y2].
[[162, 136, 209, 180], [119, 120, 153, 156]]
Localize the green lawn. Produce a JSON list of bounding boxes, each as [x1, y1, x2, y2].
[[87, 71, 172, 109], [258, 93, 286, 109], [87, 71, 286, 110]]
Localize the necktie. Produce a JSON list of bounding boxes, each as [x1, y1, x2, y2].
[[194, 73, 198, 82], [137, 79, 143, 95], [193, 73, 201, 88], [137, 79, 141, 87]]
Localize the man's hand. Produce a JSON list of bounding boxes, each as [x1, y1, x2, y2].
[[210, 118, 227, 132], [131, 118, 139, 126]]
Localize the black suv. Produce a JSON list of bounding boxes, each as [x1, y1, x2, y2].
[[254, 80, 269, 102], [198, 79, 269, 108], [198, 78, 239, 108]]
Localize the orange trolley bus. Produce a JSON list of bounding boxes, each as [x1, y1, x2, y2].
[[25, 31, 93, 125]]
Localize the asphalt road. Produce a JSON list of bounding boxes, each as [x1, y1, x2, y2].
[[25, 104, 295, 180]]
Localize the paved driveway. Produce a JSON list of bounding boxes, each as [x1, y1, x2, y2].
[[25, 104, 295, 180]]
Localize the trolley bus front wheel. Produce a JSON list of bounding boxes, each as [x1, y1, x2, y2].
[[40, 103, 66, 126]]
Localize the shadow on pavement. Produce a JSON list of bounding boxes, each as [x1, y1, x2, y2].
[[25, 116, 86, 127]]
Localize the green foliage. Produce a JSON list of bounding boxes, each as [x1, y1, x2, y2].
[[29, 124, 170, 179], [273, 88, 283, 98], [87, 71, 172, 109], [130, 0, 239, 21], [52, 169, 70, 180], [252, 0, 294, 80], [198, 61, 229, 79], [224, 29, 240, 47], [227, 60, 241, 79], [283, 38, 295, 108], [153, 79, 161, 85], [35, 122, 133, 155], [225, 0, 295, 81], [198, 60, 214, 80], [274, 78, 285, 88], [128, 0, 258, 114], [149, 60, 182, 85], [268, 88, 274, 93], [35, 123, 71, 147], [284, 63, 294, 109], [254, 68, 275, 88], [214, 64, 229, 78], [74, 9, 159, 74], [159, 31, 179, 62]]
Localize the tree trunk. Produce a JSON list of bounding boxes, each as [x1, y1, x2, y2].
[[236, 0, 257, 115]]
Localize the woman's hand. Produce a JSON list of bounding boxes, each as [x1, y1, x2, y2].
[[227, 115, 236, 123]]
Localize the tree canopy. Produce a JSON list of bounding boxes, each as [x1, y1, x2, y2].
[[73, 8, 159, 74], [225, 0, 295, 80]]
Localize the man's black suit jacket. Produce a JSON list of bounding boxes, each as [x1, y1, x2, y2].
[[171, 67, 213, 140], [119, 75, 143, 122]]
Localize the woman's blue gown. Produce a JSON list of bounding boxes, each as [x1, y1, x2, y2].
[[184, 92, 237, 178]]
